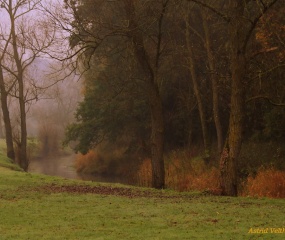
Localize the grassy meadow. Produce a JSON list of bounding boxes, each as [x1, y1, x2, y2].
[[0, 151, 285, 239]]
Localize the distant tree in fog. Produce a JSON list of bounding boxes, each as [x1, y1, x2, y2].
[[32, 76, 81, 157]]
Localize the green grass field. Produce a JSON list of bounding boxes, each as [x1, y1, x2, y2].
[[0, 151, 284, 239]]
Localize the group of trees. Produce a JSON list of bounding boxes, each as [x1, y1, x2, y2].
[[1, 0, 284, 197], [0, 0, 57, 170], [63, 0, 285, 196]]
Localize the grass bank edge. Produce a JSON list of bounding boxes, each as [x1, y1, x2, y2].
[[0, 152, 23, 172]]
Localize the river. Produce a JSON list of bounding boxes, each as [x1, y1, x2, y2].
[[28, 154, 79, 179], [28, 153, 134, 185]]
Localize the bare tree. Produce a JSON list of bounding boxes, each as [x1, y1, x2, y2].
[[0, 9, 15, 161], [201, 7, 224, 154], [0, 0, 56, 170], [33, 74, 81, 157], [184, 5, 209, 154]]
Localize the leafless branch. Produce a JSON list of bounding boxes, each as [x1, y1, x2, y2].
[[246, 95, 285, 106], [186, 0, 230, 22]]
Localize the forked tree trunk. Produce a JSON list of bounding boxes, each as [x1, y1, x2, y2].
[[9, 2, 28, 171]]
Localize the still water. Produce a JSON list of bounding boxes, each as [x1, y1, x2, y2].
[[28, 154, 133, 185], [28, 154, 78, 179]]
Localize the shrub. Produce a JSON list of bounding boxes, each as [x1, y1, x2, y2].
[[165, 157, 220, 193], [185, 168, 221, 194], [137, 150, 221, 194], [75, 146, 139, 185], [136, 158, 152, 187], [75, 150, 106, 174], [242, 167, 285, 198]]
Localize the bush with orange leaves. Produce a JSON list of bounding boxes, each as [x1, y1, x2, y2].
[[75, 150, 107, 174], [242, 167, 285, 198]]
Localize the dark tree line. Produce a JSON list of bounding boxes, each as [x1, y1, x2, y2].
[[63, 0, 285, 196]]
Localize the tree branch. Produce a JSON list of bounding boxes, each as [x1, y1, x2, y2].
[[187, 0, 230, 22], [242, 0, 279, 52], [246, 95, 285, 107]]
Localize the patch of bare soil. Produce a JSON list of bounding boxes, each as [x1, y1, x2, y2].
[[35, 184, 193, 199]]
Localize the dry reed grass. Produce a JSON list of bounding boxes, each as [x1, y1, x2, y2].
[[137, 151, 220, 194], [242, 167, 285, 198]]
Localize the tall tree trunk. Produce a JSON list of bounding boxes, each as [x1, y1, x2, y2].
[[18, 79, 28, 171], [148, 80, 165, 189], [124, 0, 165, 188], [201, 10, 224, 153], [9, 1, 28, 170], [220, 0, 246, 196], [185, 16, 209, 152], [0, 102, 4, 139], [0, 65, 15, 161]]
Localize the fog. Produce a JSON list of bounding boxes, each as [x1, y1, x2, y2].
[[25, 59, 81, 178], [0, 0, 89, 180]]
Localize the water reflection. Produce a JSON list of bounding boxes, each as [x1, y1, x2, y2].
[[28, 154, 78, 179]]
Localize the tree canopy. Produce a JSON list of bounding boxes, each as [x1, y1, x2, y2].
[[63, 0, 285, 195]]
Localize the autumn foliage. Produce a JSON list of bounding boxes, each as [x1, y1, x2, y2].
[[137, 152, 285, 198], [137, 151, 221, 194], [242, 167, 285, 198], [75, 147, 139, 184], [254, 4, 285, 63], [75, 151, 106, 174]]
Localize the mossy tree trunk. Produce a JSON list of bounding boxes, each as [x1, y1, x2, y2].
[[219, 0, 246, 196]]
